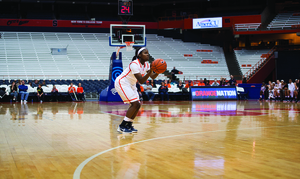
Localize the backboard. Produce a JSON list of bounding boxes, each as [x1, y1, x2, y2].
[[109, 24, 146, 47]]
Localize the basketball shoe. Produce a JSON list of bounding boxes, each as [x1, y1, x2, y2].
[[127, 122, 138, 133], [117, 125, 132, 134]]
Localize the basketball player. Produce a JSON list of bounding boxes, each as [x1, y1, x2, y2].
[[274, 80, 281, 100], [259, 82, 266, 101], [295, 79, 300, 102], [115, 47, 159, 133], [267, 81, 275, 101], [288, 79, 295, 101]]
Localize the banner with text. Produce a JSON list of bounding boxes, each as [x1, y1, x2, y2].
[[193, 17, 222, 29], [190, 86, 237, 100]]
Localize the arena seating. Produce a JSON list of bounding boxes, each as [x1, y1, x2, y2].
[[234, 49, 270, 75], [234, 23, 261, 31], [267, 12, 300, 30], [0, 79, 110, 100], [146, 34, 230, 81], [0, 32, 230, 82], [0, 32, 230, 99]]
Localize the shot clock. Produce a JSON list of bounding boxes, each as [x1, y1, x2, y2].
[[118, 0, 133, 15]]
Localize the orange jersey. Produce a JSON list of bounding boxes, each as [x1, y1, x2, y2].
[[77, 87, 84, 93], [185, 83, 193, 88], [68, 86, 76, 93], [167, 84, 171, 88], [198, 82, 205, 86], [140, 85, 144, 92]]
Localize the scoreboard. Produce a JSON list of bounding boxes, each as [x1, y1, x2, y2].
[[118, 0, 133, 16]]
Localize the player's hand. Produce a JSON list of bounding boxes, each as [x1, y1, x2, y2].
[[149, 63, 154, 73]]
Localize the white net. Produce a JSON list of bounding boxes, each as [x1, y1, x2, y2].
[[125, 42, 134, 51]]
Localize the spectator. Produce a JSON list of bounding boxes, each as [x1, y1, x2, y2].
[[32, 80, 39, 88], [185, 80, 193, 88], [18, 80, 29, 104], [143, 81, 155, 101], [28, 82, 33, 88], [242, 77, 247, 84], [197, 78, 205, 86], [42, 81, 48, 87], [219, 78, 224, 86], [68, 83, 77, 101], [211, 78, 219, 86], [203, 78, 207, 86], [136, 82, 144, 101], [171, 67, 179, 81], [10, 81, 18, 102], [220, 78, 227, 86], [177, 80, 184, 90], [205, 80, 210, 86], [150, 79, 157, 88], [159, 81, 169, 101], [229, 75, 237, 86], [37, 84, 44, 103], [77, 83, 85, 101], [166, 79, 172, 88], [16, 80, 21, 87], [51, 85, 59, 102]]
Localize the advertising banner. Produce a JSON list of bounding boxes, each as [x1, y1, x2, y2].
[[190, 86, 238, 100], [193, 17, 222, 29]]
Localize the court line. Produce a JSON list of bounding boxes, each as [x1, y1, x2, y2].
[[73, 124, 300, 179]]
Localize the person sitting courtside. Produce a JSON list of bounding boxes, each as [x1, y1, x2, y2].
[[37, 84, 44, 103], [18, 80, 29, 104], [10, 81, 18, 102], [68, 83, 76, 101], [76, 83, 85, 101], [159, 81, 169, 101], [51, 85, 59, 102], [143, 81, 155, 101]]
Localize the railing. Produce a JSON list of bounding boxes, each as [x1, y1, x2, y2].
[[234, 23, 261, 31], [1, 75, 109, 81], [243, 46, 276, 81]]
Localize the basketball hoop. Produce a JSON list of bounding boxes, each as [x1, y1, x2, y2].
[[116, 42, 134, 59], [125, 41, 134, 51]]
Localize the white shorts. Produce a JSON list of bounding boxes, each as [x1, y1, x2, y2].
[[115, 77, 139, 104]]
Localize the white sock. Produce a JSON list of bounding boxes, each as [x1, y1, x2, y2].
[[124, 117, 133, 122]]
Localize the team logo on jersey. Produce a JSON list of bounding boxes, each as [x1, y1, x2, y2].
[[111, 88, 117, 95]]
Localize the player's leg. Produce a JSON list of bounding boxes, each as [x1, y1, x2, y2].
[[124, 87, 142, 132], [294, 90, 298, 102], [115, 81, 140, 133], [259, 90, 263, 100], [274, 90, 277, 100]]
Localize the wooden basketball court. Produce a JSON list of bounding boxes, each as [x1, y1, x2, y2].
[[0, 100, 300, 178]]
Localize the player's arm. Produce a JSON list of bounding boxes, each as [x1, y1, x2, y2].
[[132, 62, 154, 84], [149, 71, 159, 79], [148, 62, 158, 79], [134, 71, 152, 84]]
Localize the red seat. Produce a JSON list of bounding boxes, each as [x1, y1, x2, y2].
[[184, 54, 193, 57]]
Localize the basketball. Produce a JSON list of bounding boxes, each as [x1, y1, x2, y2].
[[152, 58, 167, 74]]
